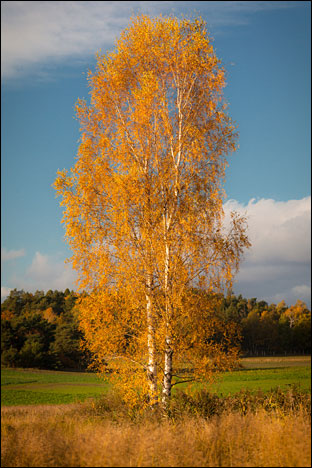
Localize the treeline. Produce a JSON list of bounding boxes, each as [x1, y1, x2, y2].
[[1, 289, 311, 370], [220, 294, 311, 356], [1, 289, 89, 370]]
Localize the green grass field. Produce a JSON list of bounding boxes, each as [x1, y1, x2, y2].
[[213, 364, 311, 395], [1, 368, 111, 406], [1, 356, 310, 406]]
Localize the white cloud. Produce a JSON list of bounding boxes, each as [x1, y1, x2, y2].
[[270, 284, 311, 306], [1, 0, 129, 79], [1, 247, 26, 261], [2, 251, 77, 298], [291, 284, 311, 297], [224, 196, 311, 306], [25, 251, 77, 291], [1, 286, 12, 301], [1, 1, 300, 80]]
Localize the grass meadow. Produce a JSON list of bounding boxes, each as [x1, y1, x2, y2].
[[1, 356, 311, 407], [1, 356, 311, 467], [1, 368, 110, 406]]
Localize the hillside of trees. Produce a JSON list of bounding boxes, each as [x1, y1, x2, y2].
[[1, 288, 310, 371]]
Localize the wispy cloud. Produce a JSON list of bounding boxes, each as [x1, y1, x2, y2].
[[1, 1, 301, 81], [1, 0, 128, 79], [224, 196, 311, 306], [1, 247, 26, 261]]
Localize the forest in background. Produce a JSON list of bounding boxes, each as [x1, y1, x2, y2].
[[1, 288, 311, 371]]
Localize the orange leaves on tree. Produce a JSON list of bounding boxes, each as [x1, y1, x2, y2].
[[53, 14, 250, 408]]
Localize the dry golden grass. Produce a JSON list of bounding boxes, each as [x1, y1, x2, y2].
[[1, 401, 311, 467]]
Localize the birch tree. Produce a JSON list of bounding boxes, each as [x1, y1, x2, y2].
[[54, 15, 250, 409]]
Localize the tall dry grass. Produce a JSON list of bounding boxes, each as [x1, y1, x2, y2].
[[1, 401, 311, 467]]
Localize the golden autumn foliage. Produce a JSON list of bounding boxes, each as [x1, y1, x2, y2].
[[1, 309, 14, 321], [54, 15, 250, 408], [283, 300, 310, 328], [42, 307, 58, 324]]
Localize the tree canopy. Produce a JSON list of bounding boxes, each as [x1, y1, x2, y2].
[[53, 15, 251, 408]]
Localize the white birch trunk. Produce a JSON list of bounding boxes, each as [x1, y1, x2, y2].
[[162, 236, 173, 406], [146, 276, 158, 406], [161, 78, 185, 407], [162, 337, 173, 405]]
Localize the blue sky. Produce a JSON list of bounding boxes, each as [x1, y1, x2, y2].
[[1, 1, 311, 307]]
